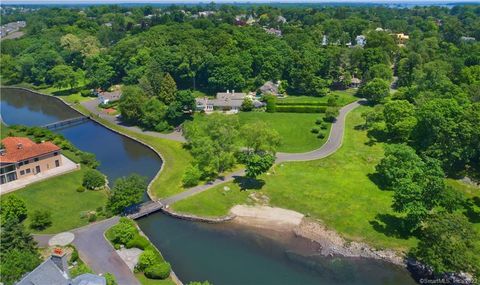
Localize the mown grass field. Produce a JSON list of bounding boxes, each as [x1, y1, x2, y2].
[[173, 106, 419, 251], [279, 89, 357, 106], [193, 112, 330, 153], [6, 168, 108, 234]]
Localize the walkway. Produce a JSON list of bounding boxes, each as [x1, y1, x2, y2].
[[81, 99, 186, 142], [0, 155, 79, 195], [161, 99, 366, 205]]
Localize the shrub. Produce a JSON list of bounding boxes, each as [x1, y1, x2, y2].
[[154, 121, 170, 132], [104, 272, 118, 285], [88, 212, 97, 222], [79, 152, 99, 168], [324, 107, 339, 122], [320, 124, 328, 130], [30, 210, 52, 230], [182, 165, 201, 187], [310, 127, 320, 134], [241, 98, 254, 111], [144, 262, 171, 280], [276, 101, 328, 106], [82, 169, 105, 190], [136, 250, 160, 272], [275, 105, 326, 113], [317, 132, 326, 139], [76, 186, 86, 192], [0, 195, 28, 223], [80, 90, 92, 97], [70, 247, 79, 263], [109, 218, 137, 245], [263, 95, 276, 113], [126, 235, 150, 250], [315, 118, 323, 125]]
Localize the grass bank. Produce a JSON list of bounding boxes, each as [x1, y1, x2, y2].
[[74, 104, 192, 199], [6, 167, 108, 234], [279, 89, 357, 106], [173, 106, 418, 251]]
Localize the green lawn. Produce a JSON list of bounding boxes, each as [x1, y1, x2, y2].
[[238, 112, 330, 153], [279, 89, 357, 106], [173, 106, 417, 251], [193, 112, 330, 153], [74, 104, 193, 199], [6, 168, 108, 234]]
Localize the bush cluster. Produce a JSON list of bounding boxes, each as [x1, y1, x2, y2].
[[82, 169, 105, 190]]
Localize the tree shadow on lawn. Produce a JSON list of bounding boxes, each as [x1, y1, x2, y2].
[[370, 213, 414, 240], [367, 172, 391, 191], [233, 176, 265, 191]]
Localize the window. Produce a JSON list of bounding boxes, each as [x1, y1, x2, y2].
[[20, 170, 25, 175], [54, 152, 58, 156], [24, 160, 29, 165], [55, 160, 60, 167], [26, 168, 31, 174], [34, 158, 39, 162]]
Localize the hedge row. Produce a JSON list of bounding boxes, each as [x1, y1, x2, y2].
[[275, 105, 327, 113], [276, 101, 329, 106]]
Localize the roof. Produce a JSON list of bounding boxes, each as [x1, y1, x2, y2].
[[216, 92, 246, 101], [0, 137, 60, 163], [72, 273, 106, 285], [17, 259, 69, 285], [259, 81, 279, 94]]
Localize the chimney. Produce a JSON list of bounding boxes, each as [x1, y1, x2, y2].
[[17, 143, 23, 149], [227, 89, 230, 94], [51, 248, 69, 277], [232, 89, 235, 94]]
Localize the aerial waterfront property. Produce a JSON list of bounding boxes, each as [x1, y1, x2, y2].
[[0, 136, 62, 185], [0, 1, 479, 285]]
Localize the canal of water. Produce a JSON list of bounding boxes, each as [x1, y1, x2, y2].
[[0, 88, 417, 285]]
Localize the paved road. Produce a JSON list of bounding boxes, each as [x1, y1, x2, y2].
[[161, 99, 366, 206], [82, 99, 186, 142], [72, 217, 140, 285], [34, 217, 140, 285]]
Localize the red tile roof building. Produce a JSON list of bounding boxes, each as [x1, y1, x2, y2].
[[0, 137, 62, 185]]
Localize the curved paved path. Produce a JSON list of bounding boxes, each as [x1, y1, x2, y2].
[[161, 99, 366, 206], [34, 217, 140, 285]]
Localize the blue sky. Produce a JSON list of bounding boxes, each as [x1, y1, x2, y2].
[[2, 0, 480, 3]]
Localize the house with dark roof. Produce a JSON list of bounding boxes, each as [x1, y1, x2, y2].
[[0, 137, 62, 185], [259, 81, 281, 96], [196, 90, 263, 113], [17, 248, 106, 285]]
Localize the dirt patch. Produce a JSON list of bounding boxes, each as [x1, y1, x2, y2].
[[230, 205, 304, 231]]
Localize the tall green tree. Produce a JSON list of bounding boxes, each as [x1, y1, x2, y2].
[[357, 78, 390, 104], [118, 86, 147, 124], [159, 73, 177, 104], [413, 212, 480, 275], [383, 100, 417, 142], [108, 174, 147, 214], [48, 64, 78, 89]]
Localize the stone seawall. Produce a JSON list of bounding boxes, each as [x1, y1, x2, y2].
[[161, 207, 236, 223]]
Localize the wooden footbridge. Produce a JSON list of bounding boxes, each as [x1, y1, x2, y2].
[[126, 200, 164, 220], [43, 116, 89, 130]]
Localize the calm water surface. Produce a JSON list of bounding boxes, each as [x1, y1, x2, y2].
[[0, 88, 417, 285], [0, 88, 161, 185]]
